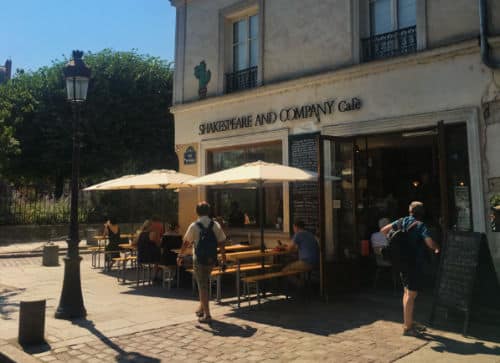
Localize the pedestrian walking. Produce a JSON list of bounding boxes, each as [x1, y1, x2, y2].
[[381, 201, 439, 336], [177, 202, 226, 324]]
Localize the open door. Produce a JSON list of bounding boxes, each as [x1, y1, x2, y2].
[[319, 136, 358, 298]]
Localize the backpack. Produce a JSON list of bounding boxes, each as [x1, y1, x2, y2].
[[382, 218, 420, 272], [194, 221, 218, 265]]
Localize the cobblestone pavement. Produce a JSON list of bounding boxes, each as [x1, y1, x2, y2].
[[2, 254, 499, 363], [32, 299, 429, 363]]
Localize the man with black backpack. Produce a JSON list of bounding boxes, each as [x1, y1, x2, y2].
[[178, 202, 226, 324], [381, 201, 439, 336]]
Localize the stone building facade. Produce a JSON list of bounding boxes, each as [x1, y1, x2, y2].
[[169, 0, 500, 285]]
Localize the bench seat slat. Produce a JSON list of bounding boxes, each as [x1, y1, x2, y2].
[[241, 268, 312, 283]]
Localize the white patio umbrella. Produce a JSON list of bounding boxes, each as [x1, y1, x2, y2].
[[83, 169, 195, 227], [185, 161, 318, 252], [83, 169, 195, 191]]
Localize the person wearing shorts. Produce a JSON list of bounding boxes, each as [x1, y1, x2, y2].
[[178, 202, 226, 324], [381, 201, 439, 336]]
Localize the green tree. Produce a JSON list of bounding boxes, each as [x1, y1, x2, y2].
[[0, 49, 177, 196]]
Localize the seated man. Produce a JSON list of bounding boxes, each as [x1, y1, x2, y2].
[[283, 220, 319, 272]]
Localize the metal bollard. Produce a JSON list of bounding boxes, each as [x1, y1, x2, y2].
[[42, 243, 59, 266], [18, 300, 46, 346]]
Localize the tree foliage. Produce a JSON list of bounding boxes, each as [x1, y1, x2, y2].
[[0, 49, 177, 196]]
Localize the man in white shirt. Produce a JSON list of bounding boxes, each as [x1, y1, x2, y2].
[[178, 202, 226, 324]]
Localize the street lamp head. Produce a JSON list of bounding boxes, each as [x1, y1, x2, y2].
[[64, 50, 91, 103]]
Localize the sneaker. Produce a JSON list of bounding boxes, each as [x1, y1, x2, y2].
[[403, 327, 423, 337], [413, 322, 427, 332], [198, 316, 212, 324]]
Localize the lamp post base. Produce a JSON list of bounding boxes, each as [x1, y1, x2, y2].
[[54, 254, 86, 320]]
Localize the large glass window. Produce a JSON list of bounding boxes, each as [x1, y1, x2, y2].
[[370, 0, 416, 35], [207, 142, 283, 229], [232, 14, 259, 72]]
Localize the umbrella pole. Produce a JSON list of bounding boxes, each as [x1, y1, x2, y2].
[[259, 181, 265, 270], [259, 181, 264, 253], [161, 185, 167, 231], [130, 189, 135, 234]]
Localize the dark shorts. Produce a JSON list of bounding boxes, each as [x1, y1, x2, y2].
[[400, 265, 422, 292]]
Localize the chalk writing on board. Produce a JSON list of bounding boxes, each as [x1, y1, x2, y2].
[[434, 231, 482, 312], [289, 134, 319, 234]]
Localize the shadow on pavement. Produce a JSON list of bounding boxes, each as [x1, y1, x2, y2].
[[0, 286, 25, 320], [195, 319, 257, 337], [424, 332, 500, 356], [228, 296, 403, 337], [72, 319, 160, 363]]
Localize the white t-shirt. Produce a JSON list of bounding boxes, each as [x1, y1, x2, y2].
[[183, 216, 226, 254], [370, 231, 388, 248]]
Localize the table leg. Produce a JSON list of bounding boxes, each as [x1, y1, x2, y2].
[[176, 265, 180, 288], [217, 275, 221, 303], [236, 260, 241, 308]]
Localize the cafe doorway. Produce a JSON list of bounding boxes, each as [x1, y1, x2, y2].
[[319, 123, 473, 296]]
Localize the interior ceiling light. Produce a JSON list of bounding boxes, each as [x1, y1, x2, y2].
[[402, 130, 438, 138]]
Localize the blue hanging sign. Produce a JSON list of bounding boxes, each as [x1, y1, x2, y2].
[[184, 146, 197, 165]]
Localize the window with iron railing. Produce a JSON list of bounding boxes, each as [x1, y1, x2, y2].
[[226, 14, 259, 93], [226, 66, 258, 94], [363, 0, 417, 61], [362, 25, 417, 61]]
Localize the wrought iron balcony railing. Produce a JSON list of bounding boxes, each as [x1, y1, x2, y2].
[[362, 26, 417, 62], [225, 66, 258, 94]]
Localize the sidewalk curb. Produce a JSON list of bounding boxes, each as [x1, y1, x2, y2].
[[0, 248, 92, 260]]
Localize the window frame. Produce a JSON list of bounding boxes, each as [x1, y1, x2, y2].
[[206, 140, 284, 230], [369, 0, 416, 36], [231, 14, 259, 72], [217, 0, 264, 95]]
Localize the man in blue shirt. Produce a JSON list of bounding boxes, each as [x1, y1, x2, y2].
[[283, 220, 319, 272], [381, 201, 439, 336]]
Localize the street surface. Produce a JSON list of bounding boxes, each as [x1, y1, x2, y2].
[[0, 253, 499, 362]]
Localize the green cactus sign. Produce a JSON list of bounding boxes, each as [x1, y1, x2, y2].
[[194, 61, 211, 99]]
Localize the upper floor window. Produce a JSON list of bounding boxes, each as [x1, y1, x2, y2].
[[363, 0, 417, 61], [226, 14, 259, 94]]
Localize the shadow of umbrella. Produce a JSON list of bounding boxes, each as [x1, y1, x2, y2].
[[72, 319, 160, 363]]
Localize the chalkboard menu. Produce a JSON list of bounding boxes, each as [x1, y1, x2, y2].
[[431, 231, 483, 334], [289, 133, 319, 234]]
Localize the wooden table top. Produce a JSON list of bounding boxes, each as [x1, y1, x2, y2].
[[118, 243, 136, 250], [171, 244, 257, 255], [94, 233, 135, 240], [225, 249, 292, 261]]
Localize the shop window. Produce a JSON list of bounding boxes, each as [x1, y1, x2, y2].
[[226, 15, 259, 94], [363, 0, 417, 62], [207, 142, 283, 229]]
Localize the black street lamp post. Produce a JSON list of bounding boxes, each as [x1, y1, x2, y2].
[[55, 50, 90, 319]]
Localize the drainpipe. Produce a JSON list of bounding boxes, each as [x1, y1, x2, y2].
[[479, 0, 500, 69]]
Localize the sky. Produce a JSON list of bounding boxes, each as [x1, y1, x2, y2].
[[0, 0, 176, 72]]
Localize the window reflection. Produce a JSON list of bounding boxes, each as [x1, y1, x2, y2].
[[207, 142, 283, 229]]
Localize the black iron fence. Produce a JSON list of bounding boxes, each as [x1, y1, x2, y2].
[[362, 26, 417, 62], [225, 66, 258, 94], [0, 187, 178, 226]]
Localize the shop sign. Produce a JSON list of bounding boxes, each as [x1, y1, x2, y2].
[[183, 146, 197, 165], [198, 97, 361, 135]]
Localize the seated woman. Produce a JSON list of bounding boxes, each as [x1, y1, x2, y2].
[[135, 220, 161, 281], [160, 222, 183, 266], [103, 218, 120, 266]]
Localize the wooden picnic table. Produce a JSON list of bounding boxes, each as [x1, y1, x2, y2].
[[171, 243, 257, 255], [225, 248, 295, 307]]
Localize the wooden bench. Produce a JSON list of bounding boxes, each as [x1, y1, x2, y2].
[[112, 256, 137, 283], [186, 263, 277, 302], [241, 268, 312, 306]]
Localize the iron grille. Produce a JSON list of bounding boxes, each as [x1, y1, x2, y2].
[[225, 66, 258, 94], [362, 26, 417, 62]]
